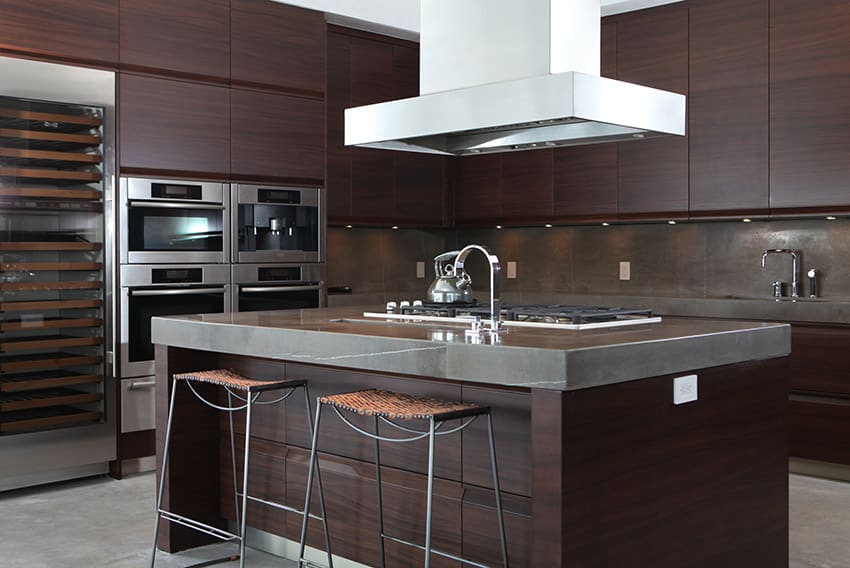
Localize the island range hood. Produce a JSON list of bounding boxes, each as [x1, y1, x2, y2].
[[345, 0, 686, 156]]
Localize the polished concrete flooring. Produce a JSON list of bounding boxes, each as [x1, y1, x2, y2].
[[0, 472, 847, 567]]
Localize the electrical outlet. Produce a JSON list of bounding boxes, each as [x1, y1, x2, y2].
[[619, 261, 631, 281], [673, 375, 698, 405], [416, 261, 425, 279], [507, 261, 517, 279]]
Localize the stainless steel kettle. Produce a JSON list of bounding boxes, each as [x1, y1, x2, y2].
[[426, 250, 474, 304]]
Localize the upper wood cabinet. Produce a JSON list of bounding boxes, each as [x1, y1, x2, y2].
[[231, 89, 324, 182], [231, 0, 325, 95], [770, 0, 850, 211], [500, 151, 554, 222], [119, 73, 230, 175], [688, 0, 769, 216], [326, 30, 352, 220], [616, 5, 689, 219], [119, 0, 229, 80], [0, 0, 118, 66], [453, 154, 502, 225]]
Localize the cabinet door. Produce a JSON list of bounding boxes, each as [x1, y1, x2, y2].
[[453, 154, 502, 225], [231, 0, 325, 95], [0, 0, 118, 66], [770, 0, 850, 211], [500, 151, 553, 222], [689, 0, 768, 216], [616, 5, 689, 219], [231, 89, 324, 182], [119, 0, 229, 80], [326, 31, 352, 221], [552, 20, 618, 222], [119, 74, 230, 175]]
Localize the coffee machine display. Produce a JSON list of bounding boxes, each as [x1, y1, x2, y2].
[[232, 184, 322, 263]]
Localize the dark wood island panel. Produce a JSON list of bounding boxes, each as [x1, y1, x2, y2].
[[155, 346, 788, 568]]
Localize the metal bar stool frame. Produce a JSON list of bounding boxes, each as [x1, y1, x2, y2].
[[151, 371, 334, 568], [298, 392, 509, 568]]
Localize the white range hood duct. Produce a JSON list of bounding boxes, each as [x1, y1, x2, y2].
[[344, 0, 686, 156]]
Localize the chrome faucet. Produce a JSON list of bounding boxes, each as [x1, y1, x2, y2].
[[761, 249, 800, 299], [454, 244, 502, 333]]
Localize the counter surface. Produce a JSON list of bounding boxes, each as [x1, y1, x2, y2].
[[152, 306, 790, 390]]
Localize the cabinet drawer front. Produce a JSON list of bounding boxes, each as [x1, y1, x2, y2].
[[790, 396, 850, 465], [121, 377, 156, 433], [788, 325, 850, 396]]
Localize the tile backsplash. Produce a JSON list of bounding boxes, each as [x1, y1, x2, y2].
[[327, 219, 850, 302]]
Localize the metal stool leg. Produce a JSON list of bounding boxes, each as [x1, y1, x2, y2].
[[298, 398, 325, 566], [302, 388, 334, 568], [424, 417, 436, 568], [374, 416, 386, 568], [228, 391, 241, 531], [150, 376, 179, 568], [487, 412, 509, 568], [237, 388, 254, 568]]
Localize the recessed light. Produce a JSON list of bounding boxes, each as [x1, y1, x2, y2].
[[742, 218, 752, 223], [632, 133, 645, 139], [544, 223, 553, 228], [345, 224, 353, 229], [668, 220, 677, 225], [602, 222, 610, 227], [496, 225, 503, 230], [826, 216, 837, 221], [391, 225, 399, 230]]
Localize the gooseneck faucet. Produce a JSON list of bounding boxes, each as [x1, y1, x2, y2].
[[761, 249, 800, 299], [454, 244, 502, 332]]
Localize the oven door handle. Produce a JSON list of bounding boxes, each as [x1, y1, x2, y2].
[[129, 287, 227, 297], [240, 285, 322, 293], [127, 200, 226, 210]]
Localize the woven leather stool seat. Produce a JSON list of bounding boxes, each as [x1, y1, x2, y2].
[[320, 388, 486, 421], [173, 369, 304, 391]]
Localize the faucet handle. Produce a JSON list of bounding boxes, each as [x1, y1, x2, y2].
[[807, 269, 818, 298], [772, 281, 784, 299]]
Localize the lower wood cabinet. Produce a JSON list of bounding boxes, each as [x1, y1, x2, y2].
[[790, 395, 850, 466]]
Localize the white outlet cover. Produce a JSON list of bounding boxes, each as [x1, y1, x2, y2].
[[416, 261, 426, 278], [673, 374, 698, 405], [507, 261, 517, 279], [619, 261, 631, 281]]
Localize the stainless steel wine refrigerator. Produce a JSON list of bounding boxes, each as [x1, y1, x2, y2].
[[0, 56, 116, 490]]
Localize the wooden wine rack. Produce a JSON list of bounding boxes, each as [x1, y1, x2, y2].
[[1, 96, 105, 435]]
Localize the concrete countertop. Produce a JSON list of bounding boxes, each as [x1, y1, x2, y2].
[[152, 306, 790, 391]]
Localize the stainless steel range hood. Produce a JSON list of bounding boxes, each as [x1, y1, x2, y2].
[[345, 0, 686, 156]]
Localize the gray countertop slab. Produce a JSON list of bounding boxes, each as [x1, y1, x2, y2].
[[152, 306, 790, 391]]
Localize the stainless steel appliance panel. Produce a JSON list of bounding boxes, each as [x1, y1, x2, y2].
[[119, 264, 231, 378], [119, 177, 230, 264], [120, 377, 156, 433], [232, 184, 323, 263], [232, 263, 325, 312]]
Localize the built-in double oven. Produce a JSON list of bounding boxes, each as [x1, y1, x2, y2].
[[115, 179, 325, 447]]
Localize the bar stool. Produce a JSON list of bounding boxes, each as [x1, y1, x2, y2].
[[299, 389, 509, 568], [151, 369, 334, 568]]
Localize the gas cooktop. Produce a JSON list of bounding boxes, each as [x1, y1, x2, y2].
[[363, 302, 662, 331]]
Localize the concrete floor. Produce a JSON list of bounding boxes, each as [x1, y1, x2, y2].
[[0, 473, 847, 567]]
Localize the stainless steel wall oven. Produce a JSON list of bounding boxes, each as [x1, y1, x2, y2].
[[119, 264, 230, 378], [119, 177, 230, 264], [232, 184, 323, 263], [232, 263, 325, 312]]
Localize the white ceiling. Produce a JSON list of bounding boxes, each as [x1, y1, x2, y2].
[[274, 0, 685, 41]]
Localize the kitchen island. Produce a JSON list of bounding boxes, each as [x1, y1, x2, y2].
[[152, 306, 791, 567]]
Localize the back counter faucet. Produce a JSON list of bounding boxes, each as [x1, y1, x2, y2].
[[454, 244, 502, 332], [761, 249, 800, 299]]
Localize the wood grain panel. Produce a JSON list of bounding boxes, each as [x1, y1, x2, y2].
[[499, 150, 553, 221], [689, 0, 769, 215], [326, 30, 352, 220], [616, 5, 689, 218], [119, 0, 229, 81], [790, 395, 850, 465], [393, 44, 419, 99], [453, 154, 502, 225], [349, 36, 394, 107], [553, 143, 618, 220], [231, 0, 325, 94], [230, 89, 324, 182], [770, 0, 850, 210], [462, 488, 531, 568], [119, 74, 230, 175], [393, 153, 445, 226], [601, 19, 618, 79], [350, 148, 394, 221], [0, 0, 118, 65], [787, 324, 850, 397]]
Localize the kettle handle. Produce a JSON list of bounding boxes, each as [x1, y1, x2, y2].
[[433, 250, 462, 276]]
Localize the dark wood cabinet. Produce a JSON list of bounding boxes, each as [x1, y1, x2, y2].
[[119, 73, 230, 176], [0, 0, 118, 66], [688, 0, 769, 216], [500, 151, 553, 222], [453, 154, 502, 225], [230, 0, 325, 95], [326, 28, 445, 226], [119, 0, 229, 81], [230, 89, 324, 182], [616, 5, 689, 219], [553, 144, 618, 220], [769, 0, 850, 212]]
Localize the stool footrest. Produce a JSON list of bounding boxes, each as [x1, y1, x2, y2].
[[158, 510, 240, 542], [381, 533, 493, 568], [238, 493, 326, 522]]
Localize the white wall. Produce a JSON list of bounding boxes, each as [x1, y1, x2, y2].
[[272, 0, 684, 40]]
